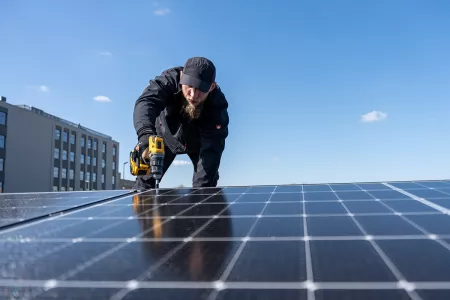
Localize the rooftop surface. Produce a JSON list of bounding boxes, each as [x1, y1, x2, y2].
[[1, 97, 113, 140]]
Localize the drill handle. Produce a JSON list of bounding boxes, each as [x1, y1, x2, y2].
[[131, 147, 146, 167]]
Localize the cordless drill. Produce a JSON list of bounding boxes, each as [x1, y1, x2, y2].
[[130, 135, 165, 189]]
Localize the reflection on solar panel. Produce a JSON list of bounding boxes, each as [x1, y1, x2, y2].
[[0, 180, 450, 299], [0, 190, 134, 227]]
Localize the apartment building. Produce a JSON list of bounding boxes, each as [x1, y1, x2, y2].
[[0, 96, 120, 193]]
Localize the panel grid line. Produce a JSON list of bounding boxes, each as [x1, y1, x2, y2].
[[3, 196, 449, 211], [3, 278, 450, 290], [3, 233, 450, 244], [328, 184, 424, 300], [302, 184, 316, 300], [12, 210, 441, 221], [122, 187, 450, 195]]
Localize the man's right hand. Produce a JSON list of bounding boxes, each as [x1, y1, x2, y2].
[[134, 139, 149, 164]]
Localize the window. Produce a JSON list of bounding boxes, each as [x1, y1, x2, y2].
[[55, 129, 60, 140], [53, 186, 58, 191], [112, 162, 116, 170], [112, 176, 115, 185], [0, 135, 4, 148], [53, 167, 59, 178], [0, 158, 3, 172], [86, 172, 90, 182], [92, 173, 97, 182], [0, 181, 3, 193], [0, 112, 6, 125], [70, 169, 74, 180], [62, 168, 67, 179], [80, 154, 85, 164], [87, 156, 91, 165], [80, 171, 84, 180], [81, 137, 85, 147], [87, 139, 91, 149], [54, 148, 59, 159], [113, 147, 116, 156], [63, 132, 68, 143], [94, 140, 97, 150], [68, 187, 74, 191], [62, 150, 67, 160], [102, 174, 105, 183], [70, 133, 75, 144], [61, 187, 66, 191], [102, 159, 105, 168], [93, 157, 97, 166], [70, 152, 75, 162], [102, 143, 106, 153]]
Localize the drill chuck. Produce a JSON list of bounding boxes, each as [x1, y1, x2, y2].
[[150, 153, 164, 180]]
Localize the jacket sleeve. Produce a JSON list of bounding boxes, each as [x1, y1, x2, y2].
[[193, 107, 229, 187], [133, 69, 178, 143]]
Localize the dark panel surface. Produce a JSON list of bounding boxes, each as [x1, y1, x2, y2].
[[226, 240, 307, 282], [310, 240, 398, 282], [1, 180, 450, 300], [315, 290, 412, 300], [217, 289, 307, 300], [328, 183, 361, 191], [0, 190, 133, 227]]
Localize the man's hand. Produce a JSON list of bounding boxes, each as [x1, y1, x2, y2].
[[134, 141, 149, 163]]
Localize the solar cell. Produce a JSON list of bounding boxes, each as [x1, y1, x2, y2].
[[1, 180, 450, 300], [0, 190, 133, 227]]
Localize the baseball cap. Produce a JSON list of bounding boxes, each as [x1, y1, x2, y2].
[[180, 57, 216, 93]]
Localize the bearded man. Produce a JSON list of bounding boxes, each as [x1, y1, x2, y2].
[[132, 57, 229, 190]]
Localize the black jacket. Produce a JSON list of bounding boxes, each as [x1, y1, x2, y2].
[[133, 66, 229, 187]]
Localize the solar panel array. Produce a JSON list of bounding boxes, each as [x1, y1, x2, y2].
[[1, 180, 450, 300]]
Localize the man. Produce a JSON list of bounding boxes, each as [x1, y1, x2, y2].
[[132, 57, 229, 190]]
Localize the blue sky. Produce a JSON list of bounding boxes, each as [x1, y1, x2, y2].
[[1, 0, 449, 188]]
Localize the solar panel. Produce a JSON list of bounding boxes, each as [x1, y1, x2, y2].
[[0, 190, 134, 227], [1, 180, 450, 299]]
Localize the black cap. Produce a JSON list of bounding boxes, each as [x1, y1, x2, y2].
[[180, 57, 216, 93]]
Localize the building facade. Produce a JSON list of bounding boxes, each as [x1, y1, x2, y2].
[[0, 96, 120, 193]]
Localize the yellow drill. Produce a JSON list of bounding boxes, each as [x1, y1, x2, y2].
[[130, 135, 165, 189]]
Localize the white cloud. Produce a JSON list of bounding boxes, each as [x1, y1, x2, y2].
[[172, 160, 190, 166], [39, 85, 49, 92], [26, 85, 49, 92], [360, 110, 387, 123], [99, 51, 112, 56], [93, 95, 112, 102], [154, 8, 171, 15]]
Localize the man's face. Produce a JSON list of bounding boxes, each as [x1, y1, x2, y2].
[[181, 85, 208, 120], [181, 84, 210, 107], [180, 73, 216, 119]]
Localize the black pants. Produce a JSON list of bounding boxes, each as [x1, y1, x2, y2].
[[132, 147, 218, 190]]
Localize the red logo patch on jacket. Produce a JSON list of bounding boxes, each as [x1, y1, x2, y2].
[[216, 125, 221, 129]]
